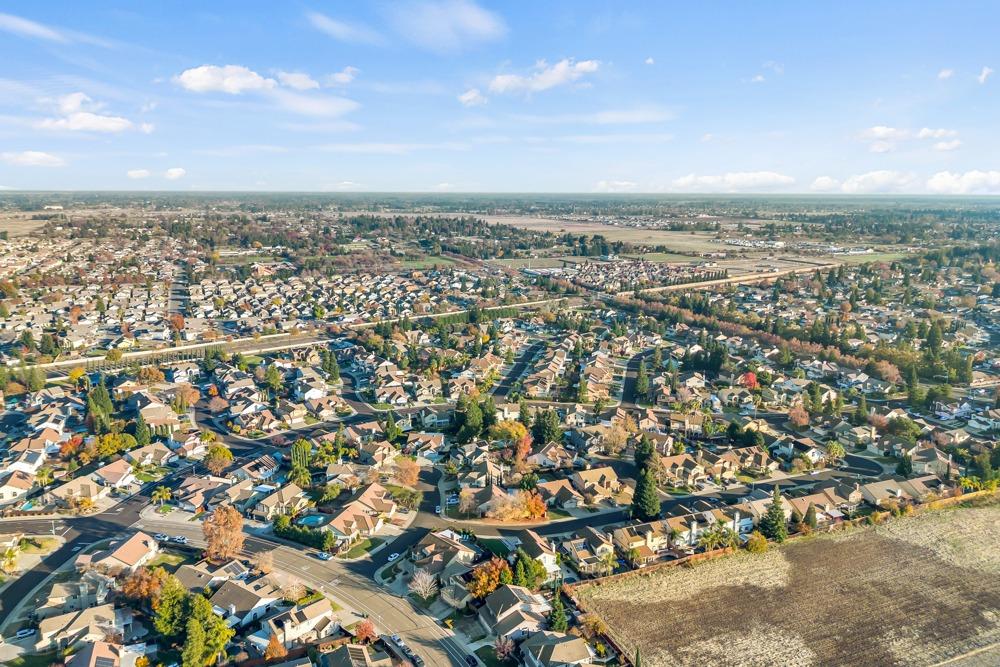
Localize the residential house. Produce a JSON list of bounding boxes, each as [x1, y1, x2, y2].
[[562, 527, 614, 576], [252, 483, 308, 522], [75, 531, 158, 575], [477, 584, 551, 639], [209, 576, 281, 627]]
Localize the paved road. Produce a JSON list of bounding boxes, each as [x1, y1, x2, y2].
[[491, 341, 545, 400]]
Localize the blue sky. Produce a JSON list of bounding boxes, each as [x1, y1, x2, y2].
[[1, 1, 1000, 193]]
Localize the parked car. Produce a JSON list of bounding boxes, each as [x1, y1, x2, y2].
[[387, 552, 400, 562], [316, 551, 332, 561], [154, 533, 169, 541], [16, 628, 36, 639], [465, 657, 478, 667], [172, 535, 188, 544], [435, 505, 442, 514]]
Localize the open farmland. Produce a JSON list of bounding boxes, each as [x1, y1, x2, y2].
[[481, 215, 726, 252], [575, 502, 1000, 667]]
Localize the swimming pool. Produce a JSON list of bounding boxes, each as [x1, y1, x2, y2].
[[296, 514, 327, 527]]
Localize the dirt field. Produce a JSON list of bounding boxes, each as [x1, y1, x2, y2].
[[0, 215, 46, 237], [575, 503, 1000, 667], [482, 215, 726, 252]]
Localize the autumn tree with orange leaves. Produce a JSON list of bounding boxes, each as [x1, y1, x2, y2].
[[468, 557, 512, 599], [203, 505, 245, 562]]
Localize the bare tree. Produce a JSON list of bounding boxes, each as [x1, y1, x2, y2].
[[202, 505, 245, 562], [253, 550, 275, 575], [494, 636, 515, 661], [281, 577, 306, 603], [408, 568, 439, 601], [459, 487, 477, 518]]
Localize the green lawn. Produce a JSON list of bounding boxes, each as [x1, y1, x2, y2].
[[342, 537, 384, 559], [475, 646, 513, 667], [836, 251, 909, 264], [18, 537, 59, 554], [547, 507, 571, 520], [147, 550, 192, 571], [4, 652, 61, 667], [479, 537, 512, 557]]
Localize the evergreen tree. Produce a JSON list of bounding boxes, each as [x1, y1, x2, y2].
[[181, 618, 206, 667], [134, 414, 151, 448], [896, 454, 913, 477], [804, 503, 818, 530], [518, 398, 532, 428], [759, 487, 788, 543], [631, 468, 661, 522], [550, 594, 568, 632]]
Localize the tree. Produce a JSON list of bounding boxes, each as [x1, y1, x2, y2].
[[181, 617, 206, 667], [408, 567, 439, 601], [896, 454, 913, 477], [631, 468, 661, 522], [746, 530, 768, 554], [468, 557, 511, 599], [152, 485, 172, 506], [395, 457, 420, 487], [188, 593, 234, 666], [134, 414, 151, 448], [384, 411, 402, 443], [253, 550, 275, 575], [788, 405, 810, 428], [153, 573, 187, 637], [759, 487, 788, 543], [826, 441, 846, 464], [353, 619, 377, 644], [264, 634, 288, 661], [531, 408, 562, 445], [804, 503, 818, 530], [203, 505, 245, 562], [550, 593, 568, 632], [494, 636, 515, 661], [264, 365, 284, 393], [459, 399, 484, 443], [459, 487, 477, 518], [601, 425, 628, 457], [122, 566, 168, 607], [0, 544, 18, 574], [204, 443, 233, 475], [635, 360, 649, 398]]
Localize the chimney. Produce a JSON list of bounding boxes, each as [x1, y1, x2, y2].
[[229, 603, 237, 616]]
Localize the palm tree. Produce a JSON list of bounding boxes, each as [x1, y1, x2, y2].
[[36, 466, 54, 502], [152, 486, 172, 506], [0, 545, 19, 574], [599, 549, 617, 577], [697, 528, 722, 552]]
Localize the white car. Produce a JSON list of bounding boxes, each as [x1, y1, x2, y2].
[[154, 533, 169, 541], [172, 535, 188, 544], [435, 505, 442, 515], [387, 552, 400, 562]]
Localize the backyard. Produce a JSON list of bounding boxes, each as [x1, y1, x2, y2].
[[575, 499, 1000, 667]]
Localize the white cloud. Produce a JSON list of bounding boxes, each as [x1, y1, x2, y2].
[[35, 92, 145, 134], [644, 57, 655, 65], [269, 90, 359, 117], [862, 126, 959, 152], [926, 170, 1000, 194], [164, 167, 186, 180], [58, 92, 91, 114], [671, 171, 794, 192], [388, 0, 506, 53], [810, 176, 840, 192], [840, 170, 915, 194], [933, 139, 962, 151], [594, 180, 638, 193], [326, 67, 359, 86], [434, 182, 457, 191], [175, 65, 276, 94], [916, 127, 958, 139], [938, 68, 954, 80], [458, 88, 487, 107], [127, 169, 150, 179], [38, 111, 133, 133], [978, 66, 993, 84], [277, 71, 319, 90], [750, 74, 765, 83], [489, 58, 600, 95], [307, 11, 385, 45], [862, 126, 909, 141], [700, 133, 715, 142], [0, 150, 65, 167], [0, 12, 67, 42]]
